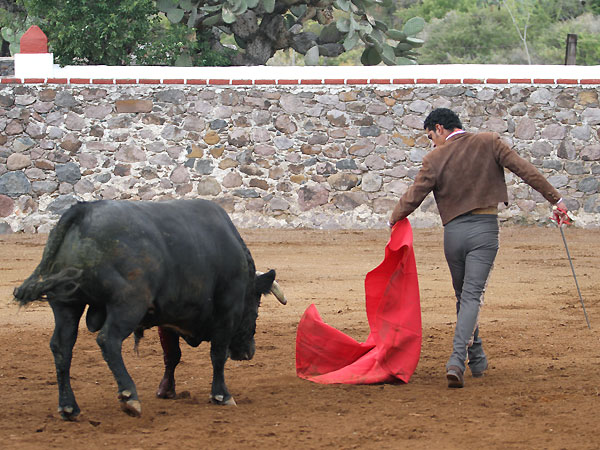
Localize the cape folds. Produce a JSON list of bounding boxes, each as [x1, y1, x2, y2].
[[295, 219, 422, 384]]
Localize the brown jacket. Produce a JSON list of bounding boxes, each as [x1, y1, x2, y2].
[[391, 131, 562, 225]]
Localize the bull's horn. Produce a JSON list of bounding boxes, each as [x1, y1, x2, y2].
[[270, 280, 287, 305], [256, 271, 287, 305]]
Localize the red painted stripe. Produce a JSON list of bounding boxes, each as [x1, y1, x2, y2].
[[324, 79, 344, 84], [254, 79, 276, 85], [139, 79, 160, 84], [346, 78, 368, 84], [580, 79, 600, 84], [163, 79, 185, 84], [300, 79, 322, 85], [92, 79, 114, 84], [392, 78, 415, 84], [69, 78, 91, 84], [486, 78, 509, 84], [277, 79, 299, 85], [439, 79, 461, 84], [186, 79, 207, 85], [370, 79, 391, 84], [556, 79, 578, 84], [46, 78, 68, 84], [416, 78, 437, 84], [231, 79, 253, 85], [509, 78, 532, 83], [208, 79, 230, 85], [533, 78, 555, 84], [1, 78, 20, 84], [116, 79, 137, 84], [463, 78, 484, 84], [24, 78, 45, 83]]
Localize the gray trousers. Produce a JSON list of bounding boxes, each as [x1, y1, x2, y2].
[[443, 214, 499, 373]]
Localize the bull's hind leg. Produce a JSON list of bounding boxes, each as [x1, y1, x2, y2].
[[156, 327, 181, 399], [49, 302, 85, 421], [96, 302, 147, 417]]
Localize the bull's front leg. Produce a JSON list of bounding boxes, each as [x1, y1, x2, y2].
[[209, 336, 236, 406], [156, 326, 181, 399], [49, 302, 85, 421]]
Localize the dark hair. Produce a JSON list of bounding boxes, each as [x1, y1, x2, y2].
[[423, 108, 463, 131]]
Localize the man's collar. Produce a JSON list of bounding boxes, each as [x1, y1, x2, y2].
[[445, 129, 466, 141]]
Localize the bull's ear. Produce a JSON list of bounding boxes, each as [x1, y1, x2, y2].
[[255, 269, 276, 295]]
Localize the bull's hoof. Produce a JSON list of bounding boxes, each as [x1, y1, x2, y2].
[[156, 380, 176, 399], [156, 389, 176, 399], [58, 405, 80, 421], [118, 390, 142, 417], [211, 395, 237, 406], [120, 399, 142, 417]]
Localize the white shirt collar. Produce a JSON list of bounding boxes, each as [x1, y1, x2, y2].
[[446, 129, 466, 141]]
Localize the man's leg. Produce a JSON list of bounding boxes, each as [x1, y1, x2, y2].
[[444, 215, 498, 375]]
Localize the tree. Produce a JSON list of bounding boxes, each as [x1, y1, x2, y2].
[[534, 12, 600, 65], [416, 0, 598, 65], [500, 0, 536, 64], [417, 9, 521, 64], [155, 0, 425, 66], [22, 0, 160, 65], [588, 0, 600, 14], [395, 0, 479, 22]]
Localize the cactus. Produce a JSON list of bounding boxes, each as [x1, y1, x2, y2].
[[155, 0, 425, 65], [1, 27, 24, 55]]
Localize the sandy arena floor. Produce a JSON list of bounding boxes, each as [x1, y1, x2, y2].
[[0, 225, 599, 449]]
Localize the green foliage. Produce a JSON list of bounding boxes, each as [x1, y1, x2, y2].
[[589, 0, 600, 14], [417, 9, 520, 64], [158, 0, 426, 66], [0, 26, 23, 55], [0, 4, 29, 55], [415, 0, 599, 65], [134, 22, 233, 66], [395, 0, 480, 23], [534, 13, 600, 65], [23, 0, 159, 65]]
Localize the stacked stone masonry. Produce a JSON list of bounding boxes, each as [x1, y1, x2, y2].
[[0, 82, 599, 233]]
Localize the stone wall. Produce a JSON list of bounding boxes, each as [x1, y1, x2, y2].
[[0, 58, 14, 77], [0, 82, 599, 233]]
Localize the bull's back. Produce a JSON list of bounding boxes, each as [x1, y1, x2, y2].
[[59, 200, 249, 305]]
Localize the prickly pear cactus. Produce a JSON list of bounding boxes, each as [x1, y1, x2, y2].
[[156, 0, 424, 66]]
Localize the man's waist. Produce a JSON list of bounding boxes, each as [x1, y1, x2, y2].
[[469, 206, 498, 215]]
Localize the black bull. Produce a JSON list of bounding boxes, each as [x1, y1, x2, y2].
[[13, 199, 286, 420]]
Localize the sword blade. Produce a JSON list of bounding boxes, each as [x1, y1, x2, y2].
[[559, 226, 591, 329]]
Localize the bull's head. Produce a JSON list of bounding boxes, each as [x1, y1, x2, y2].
[[229, 269, 286, 361]]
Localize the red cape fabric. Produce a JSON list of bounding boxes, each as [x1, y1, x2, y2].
[[295, 219, 422, 384]]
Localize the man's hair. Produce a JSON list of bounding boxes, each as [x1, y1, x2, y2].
[[423, 108, 463, 131]]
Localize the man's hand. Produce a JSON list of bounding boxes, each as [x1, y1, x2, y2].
[[551, 201, 572, 226]]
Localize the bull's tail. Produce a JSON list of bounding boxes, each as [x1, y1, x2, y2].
[[14, 202, 87, 306], [13, 267, 83, 306]]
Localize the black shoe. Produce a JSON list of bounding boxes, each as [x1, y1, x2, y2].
[[471, 362, 488, 378], [446, 366, 464, 388]]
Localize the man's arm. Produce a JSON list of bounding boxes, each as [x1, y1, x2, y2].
[[493, 133, 570, 223], [389, 158, 436, 227], [493, 134, 562, 205]]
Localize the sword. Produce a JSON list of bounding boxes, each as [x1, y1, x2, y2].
[[558, 224, 591, 329]]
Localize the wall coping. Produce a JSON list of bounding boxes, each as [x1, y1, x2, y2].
[[3, 75, 600, 86], [11, 25, 600, 86]]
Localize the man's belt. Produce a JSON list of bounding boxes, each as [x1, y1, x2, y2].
[[470, 206, 498, 215]]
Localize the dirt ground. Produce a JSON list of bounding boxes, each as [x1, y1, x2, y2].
[[0, 225, 599, 449]]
